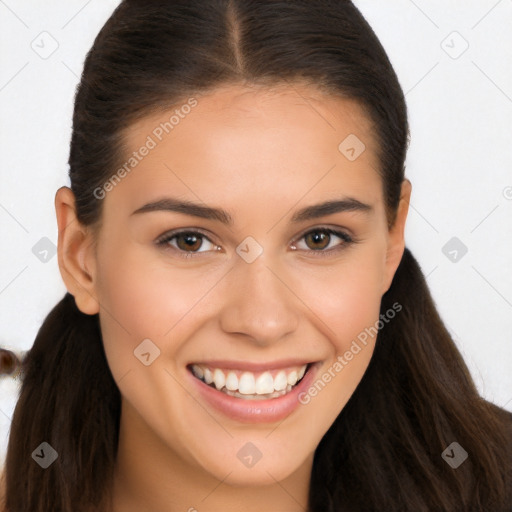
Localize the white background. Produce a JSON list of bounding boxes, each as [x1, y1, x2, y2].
[[1, 0, 511, 468]]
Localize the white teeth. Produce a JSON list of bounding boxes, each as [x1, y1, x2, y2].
[[213, 368, 226, 390], [225, 371, 239, 391], [287, 370, 298, 386], [203, 368, 213, 384], [255, 371, 274, 394], [238, 372, 256, 394], [191, 364, 204, 379], [191, 363, 310, 398], [225, 385, 293, 400], [274, 370, 288, 391]]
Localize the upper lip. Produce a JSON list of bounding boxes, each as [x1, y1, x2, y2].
[[188, 358, 318, 372]]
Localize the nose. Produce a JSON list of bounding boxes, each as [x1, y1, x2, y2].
[[218, 252, 300, 347]]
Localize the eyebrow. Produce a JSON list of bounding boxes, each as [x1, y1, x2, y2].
[[131, 196, 373, 224]]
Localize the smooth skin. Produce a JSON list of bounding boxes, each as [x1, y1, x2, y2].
[[55, 83, 411, 512]]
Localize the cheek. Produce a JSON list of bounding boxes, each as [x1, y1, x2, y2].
[[95, 239, 209, 335], [93, 240, 205, 381], [294, 248, 385, 424], [300, 245, 386, 353]]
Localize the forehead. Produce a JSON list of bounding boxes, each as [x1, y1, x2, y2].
[[110, 83, 383, 216], [126, 82, 377, 151]]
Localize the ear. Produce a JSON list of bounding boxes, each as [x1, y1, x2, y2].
[[54, 186, 100, 315], [381, 178, 412, 295]]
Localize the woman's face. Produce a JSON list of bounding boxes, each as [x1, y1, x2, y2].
[[58, 83, 410, 487]]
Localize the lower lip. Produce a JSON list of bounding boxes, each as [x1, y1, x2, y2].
[[187, 362, 321, 424]]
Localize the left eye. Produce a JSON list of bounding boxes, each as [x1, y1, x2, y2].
[[155, 227, 354, 257], [292, 228, 353, 252]]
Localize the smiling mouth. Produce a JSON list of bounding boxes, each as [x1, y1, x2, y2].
[[188, 362, 312, 400]]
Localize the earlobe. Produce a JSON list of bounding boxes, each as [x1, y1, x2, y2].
[[54, 186, 100, 315], [381, 178, 412, 295]]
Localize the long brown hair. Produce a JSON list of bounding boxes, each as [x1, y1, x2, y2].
[[3, 1, 511, 510]]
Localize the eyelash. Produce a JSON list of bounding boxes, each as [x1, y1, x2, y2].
[[155, 227, 358, 260]]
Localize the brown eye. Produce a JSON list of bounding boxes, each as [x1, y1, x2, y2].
[[156, 229, 219, 257], [304, 230, 331, 250], [175, 233, 203, 252], [292, 227, 354, 255]]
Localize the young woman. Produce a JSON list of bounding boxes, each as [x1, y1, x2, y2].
[[2, 1, 511, 511]]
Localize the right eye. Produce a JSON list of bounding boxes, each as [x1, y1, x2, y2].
[[155, 229, 221, 258]]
